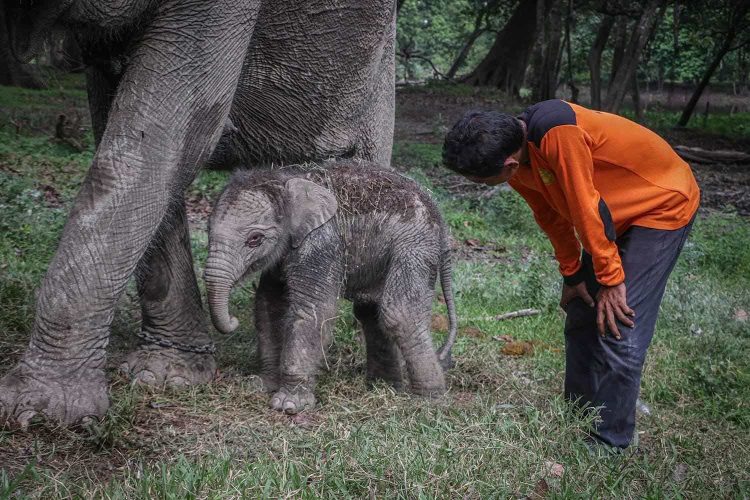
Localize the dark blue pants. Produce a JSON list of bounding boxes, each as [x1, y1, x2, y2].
[[564, 219, 694, 448]]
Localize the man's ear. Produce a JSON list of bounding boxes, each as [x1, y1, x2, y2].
[[503, 156, 519, 168], [284, 178, 338, 248]]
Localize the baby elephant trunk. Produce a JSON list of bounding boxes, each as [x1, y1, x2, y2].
[[204, 257, 240, 334]]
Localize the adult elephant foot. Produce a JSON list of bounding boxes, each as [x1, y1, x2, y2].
[[269, 385, 316, 414], [0, 366, 108, 429], [119, 344, 216, 388], [125, 201, 217, 388]]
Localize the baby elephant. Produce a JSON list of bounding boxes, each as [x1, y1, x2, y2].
[[205, 161, 457, 414]]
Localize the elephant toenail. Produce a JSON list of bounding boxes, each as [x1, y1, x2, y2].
[[136, 371, 157, 385], [17, 410, 36, 430], [167, 376, 189, 387]]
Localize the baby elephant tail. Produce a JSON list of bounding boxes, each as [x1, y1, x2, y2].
[[437, 230, 457, 370]]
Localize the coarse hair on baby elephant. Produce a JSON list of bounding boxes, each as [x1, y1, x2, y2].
[[204, 161, 457, 414]]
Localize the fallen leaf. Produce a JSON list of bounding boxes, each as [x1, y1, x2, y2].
[[545, 461, 565, 478], [734, 309, 748, 322], [431, 314, 449, 332], [460, 326, 484, 338], [501, 341, 534, 356], [464, 238, 481, 247], [463, 220, 471, 227], [492, 334, 515, 343], [527, 478, 549, 499]]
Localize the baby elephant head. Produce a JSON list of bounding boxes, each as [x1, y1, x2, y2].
[[205, 176, 338, 334]]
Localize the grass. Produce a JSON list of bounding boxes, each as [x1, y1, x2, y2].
[[1, 80, 749, 498]]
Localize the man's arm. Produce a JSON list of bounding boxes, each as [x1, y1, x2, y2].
[[509, 174, 583, 283], [539, 125, 624, 286], [540, 125, 635, 337]]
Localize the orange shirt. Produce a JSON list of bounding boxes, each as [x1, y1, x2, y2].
[[509, 100, 700, 286]]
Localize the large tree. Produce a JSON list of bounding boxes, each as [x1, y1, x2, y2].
[[462, 0, 541, 94], [677, 0, 750, 126], [602, 0, 666, 113], [529, 0, 564, 101]]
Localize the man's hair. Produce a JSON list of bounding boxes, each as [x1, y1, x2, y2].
[[442, 111, 524, 178]]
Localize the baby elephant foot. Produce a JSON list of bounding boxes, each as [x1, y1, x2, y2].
[[119, 345, 216, 388], [269, 386, 316, 415], [0, 365, 109, 428]]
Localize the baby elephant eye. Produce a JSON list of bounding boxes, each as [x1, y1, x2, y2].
[[245, 232, 265, 248]]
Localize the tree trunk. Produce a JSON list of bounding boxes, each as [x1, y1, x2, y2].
[[462, 0, 539, 94], [446, 12, 486, 80], [587, 14, 614, 110], [530, 0, 564, 102], [608, 17, 628, 91], [676, 1, 750, 126], [603, 0, 665, 113], [0, 2, 45, 88], [677, 44, 731, 127], [632, 71, 643, 121], [564, 0, 578, 103]]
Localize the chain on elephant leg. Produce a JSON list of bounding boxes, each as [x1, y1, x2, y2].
[[119, 207, 217, 388]]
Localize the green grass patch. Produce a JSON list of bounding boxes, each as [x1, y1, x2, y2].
[[1, 85, 749, 498], [620, 109, 750, 139]]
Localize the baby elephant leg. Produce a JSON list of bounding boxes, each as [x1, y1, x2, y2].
[[270, 270, 341, 414], [380, 266, 445, 397], [353, 302, 404, 389], [253, 271, 287, 392]]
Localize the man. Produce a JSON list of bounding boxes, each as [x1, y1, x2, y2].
[[442, 100, 699, 449]]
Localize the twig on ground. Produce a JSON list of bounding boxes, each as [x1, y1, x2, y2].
[[493, 308, 541, 321]]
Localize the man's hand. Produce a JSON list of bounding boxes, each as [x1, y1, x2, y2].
[[596, 283, 635, 340], [560, 282, 595, 310]]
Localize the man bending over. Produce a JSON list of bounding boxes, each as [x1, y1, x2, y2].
[[442, 100, 699, 449]]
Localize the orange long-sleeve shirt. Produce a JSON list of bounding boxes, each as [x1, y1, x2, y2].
[[508, 100, 700, 286]]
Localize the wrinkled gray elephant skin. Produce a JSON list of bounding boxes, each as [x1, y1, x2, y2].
[[205, 162, 458, 414], [0, 0, 396, 427]]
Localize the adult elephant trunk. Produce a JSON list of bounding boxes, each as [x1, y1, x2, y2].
[[205, 256, 241, 334]]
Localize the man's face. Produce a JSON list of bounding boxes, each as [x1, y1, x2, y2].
[[466, 149, 522, 186]]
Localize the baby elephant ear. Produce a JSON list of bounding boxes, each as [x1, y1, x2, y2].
[[285, 178, 338, 248]]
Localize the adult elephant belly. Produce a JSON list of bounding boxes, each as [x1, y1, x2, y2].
[[225, 1, 396, 167]]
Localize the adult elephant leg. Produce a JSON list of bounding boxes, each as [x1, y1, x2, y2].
[[119, 201, 216, 387], [355, 3, 396, 167], [380, 262, 445, 397], [0, 0, 259, 428], [353, 302, 404, 390]]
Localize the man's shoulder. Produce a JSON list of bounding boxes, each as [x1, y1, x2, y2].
[[520, 100, 577, 147]]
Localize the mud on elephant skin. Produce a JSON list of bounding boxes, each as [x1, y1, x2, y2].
[[1, 0, 396, 427], [204, 161, 458, 415]]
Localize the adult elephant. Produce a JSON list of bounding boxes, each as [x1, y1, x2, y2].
[[0, 0, 396, 427]]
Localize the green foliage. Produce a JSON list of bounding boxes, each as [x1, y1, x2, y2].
[[619, 109, 750, 138], [396, 0, 512, 80]]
